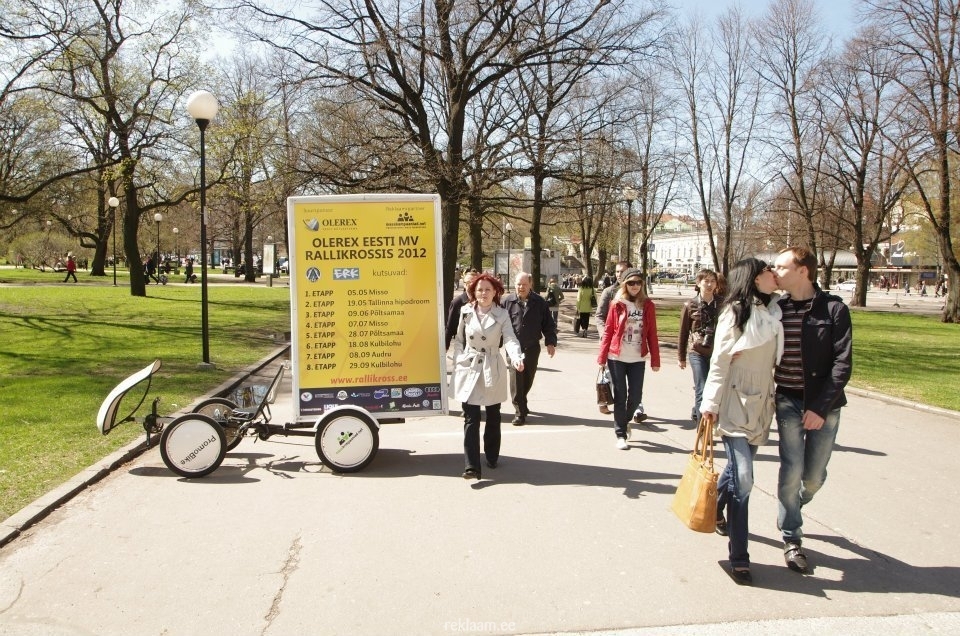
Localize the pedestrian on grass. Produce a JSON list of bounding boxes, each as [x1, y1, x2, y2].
[[63, 254, 78, 283]]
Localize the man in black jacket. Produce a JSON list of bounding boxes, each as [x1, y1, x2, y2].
[[444, 269, 478, 350], [502, 272, 558, 425], [772, 247, 853, 575]]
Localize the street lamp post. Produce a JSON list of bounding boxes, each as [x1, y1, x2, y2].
[[172, 227, 179, 262], [154, 212, 163, 279], [623, 186, 637, 266], [505, 222, 513, 286], [186, 90, 219, 368], [108, 197, 119, 286]]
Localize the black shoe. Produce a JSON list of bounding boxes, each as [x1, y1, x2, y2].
[[784, 542, 809, 573], [729, 567, 753, 586], [485, 459, 498, 469], [462, 469, 480, 480], [715, 516, 728, 537], [512, 415, 526, 426]]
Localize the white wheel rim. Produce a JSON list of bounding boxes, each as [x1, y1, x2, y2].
[[165, 419, 222, 473], [319, 416, 374, 468]]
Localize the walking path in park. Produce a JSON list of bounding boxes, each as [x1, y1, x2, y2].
[[1, 294, 959, 635]]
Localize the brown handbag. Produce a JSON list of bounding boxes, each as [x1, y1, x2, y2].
[[670, 416, 719, 533]]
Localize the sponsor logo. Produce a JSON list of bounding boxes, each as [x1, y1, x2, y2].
[[432, 400, 442, 410], [373, 389, 390, 399], [333, 268, 360, 280], [404, 387, 423, 398], [180, 435, 217, 465], [422, 399, 430, 408], [305, 267, 322, 282], [336, 390, 349, 401], [391, 388, 402, 398], [425, 386, 441, 394], [300, 392, 313, 402]]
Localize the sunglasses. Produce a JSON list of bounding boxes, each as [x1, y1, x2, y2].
[[625, 280, 643, 287]]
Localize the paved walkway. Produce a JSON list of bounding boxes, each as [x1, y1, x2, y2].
[[1, 328, 959, 635]]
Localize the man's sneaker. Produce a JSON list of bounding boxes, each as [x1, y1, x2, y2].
[[633, 405, 647, 423], [615, 437, 628, 450], [784, 542, 809, 573]]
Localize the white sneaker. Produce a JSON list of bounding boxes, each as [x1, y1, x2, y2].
[[615, 437, 628, 450], [633, 405, 647, 423]]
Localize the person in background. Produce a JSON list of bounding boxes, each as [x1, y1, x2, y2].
[[184, 258, 195, 283], [596, 261, 645, 419], [502, 272, 558, 425], [574, 276, 597, 337], [772, 246, 852, 575], [63, 254, 78, 283], [678, 270, 722, 424], [700, 258, 782, 586], [445, 269, 478, 351], [596, 268, 660, 449], [451, 273, 525, 480], [545, 276, 564, 325]]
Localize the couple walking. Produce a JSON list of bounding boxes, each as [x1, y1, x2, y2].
[[700, 248, 852, 585]]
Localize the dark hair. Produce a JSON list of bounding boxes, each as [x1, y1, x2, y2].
[[579, 276, 594, 288], [779, 247, 817, 283], [469, 272, 505, 305], [696, 269, 718, 285], [723, 258, 772, 332]]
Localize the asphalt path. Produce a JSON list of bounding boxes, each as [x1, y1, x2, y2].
[[1, 302, 958, 635]]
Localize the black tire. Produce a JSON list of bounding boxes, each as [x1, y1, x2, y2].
[[193, 397, 243, 450], [159, 414, 226, 478], [315, 410, 379, 473]]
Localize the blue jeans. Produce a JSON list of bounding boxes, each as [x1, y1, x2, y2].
[[606, 359, 645, 438], [688, 352, 709, 421], [718, 437, 758, 569], [776, 393, 841, 543]]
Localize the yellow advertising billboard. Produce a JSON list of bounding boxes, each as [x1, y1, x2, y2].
[[287, 194, 447, 420]]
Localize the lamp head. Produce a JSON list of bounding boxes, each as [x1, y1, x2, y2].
[[505, 222, 513, 232], [186, 91, 219, 121], [623, 186, 637, 202], [154, 213, 163, 223], [108, 197, 119, 208]]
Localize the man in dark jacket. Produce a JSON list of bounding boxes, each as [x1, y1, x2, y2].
[[772, 247, 853, 575], [502, 272, 558, 425], [444, 269, 478, 350]]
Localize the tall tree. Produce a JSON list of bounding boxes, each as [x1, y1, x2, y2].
[[867, 0, 960, 322], [229, 0, 644, 307]]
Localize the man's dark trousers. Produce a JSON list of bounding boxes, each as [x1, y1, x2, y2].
[[509, 345, 541, 418]]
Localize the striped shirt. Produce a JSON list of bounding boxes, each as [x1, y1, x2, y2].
[[775, 298, 813, 393]]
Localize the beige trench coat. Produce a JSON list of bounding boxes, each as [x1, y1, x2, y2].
[[452, 304, 524, 406], [700, 298, 783, 445]]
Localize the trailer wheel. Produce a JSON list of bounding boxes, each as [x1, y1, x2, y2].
[[193, 398, 243, 450], [159, 414, 226, 478], [315, 410, 379, 473]]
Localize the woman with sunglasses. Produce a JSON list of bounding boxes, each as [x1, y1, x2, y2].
[[700, 258, 782, 585], [597, 268, 660, 450]]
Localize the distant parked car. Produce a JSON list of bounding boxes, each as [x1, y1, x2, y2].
[[835, 280, 857, 291]]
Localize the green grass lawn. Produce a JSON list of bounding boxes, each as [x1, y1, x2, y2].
[[0, 276, 290, 520], [652, 302, 960, 411]]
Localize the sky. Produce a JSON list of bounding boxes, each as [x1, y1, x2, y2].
[[673, 0, 857, 40]]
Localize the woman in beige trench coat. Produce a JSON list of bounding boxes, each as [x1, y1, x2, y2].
[[452, 273, 524, 480], [700, 258, 782, 585]]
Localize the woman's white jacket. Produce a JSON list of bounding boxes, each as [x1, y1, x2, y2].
[[452, 304, 524, 406], [700, 297, 783, 445]]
